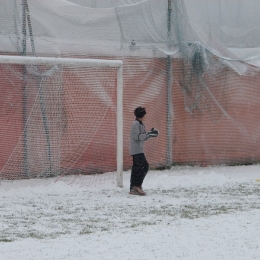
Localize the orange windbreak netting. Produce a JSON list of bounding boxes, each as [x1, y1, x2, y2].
[[172, 60, 260, 166], [1, 56, 260, 182], [1, 0, 260, 181], [0, 63, 118, 180]]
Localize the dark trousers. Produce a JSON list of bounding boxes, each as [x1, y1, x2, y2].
[[130, 153, 149, 190]]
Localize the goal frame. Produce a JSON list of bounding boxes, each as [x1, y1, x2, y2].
[[0, 55, 123, 187]]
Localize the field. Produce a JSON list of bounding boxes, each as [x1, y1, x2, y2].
[[0, 165, 260, 260]]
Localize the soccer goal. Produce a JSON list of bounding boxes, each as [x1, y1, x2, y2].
[[0, 55, 123, 187]]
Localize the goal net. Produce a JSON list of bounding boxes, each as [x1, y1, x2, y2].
[[0, 56, 123, 186]]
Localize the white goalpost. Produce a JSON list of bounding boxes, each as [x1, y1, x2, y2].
[[0, 55, 123, 187]]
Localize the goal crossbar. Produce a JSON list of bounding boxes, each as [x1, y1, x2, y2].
[[0, 55, 123, 187]]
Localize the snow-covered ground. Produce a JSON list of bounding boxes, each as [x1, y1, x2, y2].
[[0, 165, 260, 260]]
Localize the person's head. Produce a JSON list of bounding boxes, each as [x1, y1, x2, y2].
[[134, 106, 146, 120]]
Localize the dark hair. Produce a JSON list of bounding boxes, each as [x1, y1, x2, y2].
[[134, 106, 146, 118]]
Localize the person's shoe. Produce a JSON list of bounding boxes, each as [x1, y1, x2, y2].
[[134, 186, 146, 195], [129, 187, 145, 196], [140, 186, 146, 195]]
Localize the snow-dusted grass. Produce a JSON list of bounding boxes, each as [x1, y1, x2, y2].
[[0, 165, 260, 259]]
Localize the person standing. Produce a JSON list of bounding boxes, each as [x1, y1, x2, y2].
[[129, 106, 158, 195]]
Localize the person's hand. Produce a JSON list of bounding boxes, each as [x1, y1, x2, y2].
[[147, 128, 159, 137]]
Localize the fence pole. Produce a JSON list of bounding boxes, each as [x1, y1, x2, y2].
[[22, 0, 29, 176], [166, 0, 173, 168]]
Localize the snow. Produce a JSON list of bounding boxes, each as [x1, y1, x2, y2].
[[0, 164, 260, 260]]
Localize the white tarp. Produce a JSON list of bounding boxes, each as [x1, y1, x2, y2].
[[1, 0, 260, 69]]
